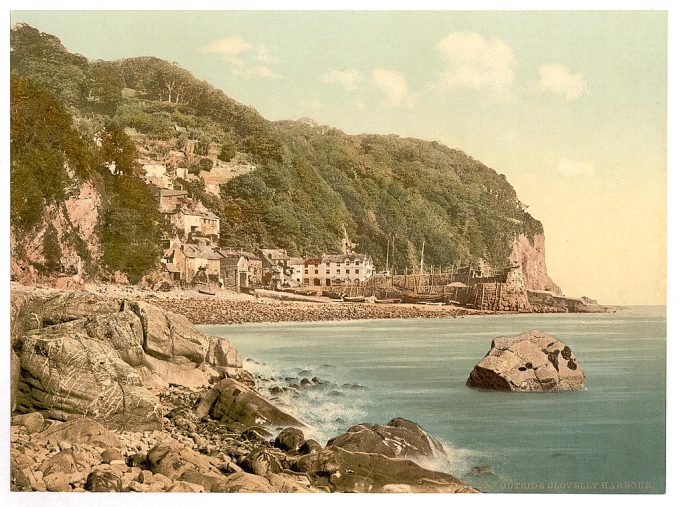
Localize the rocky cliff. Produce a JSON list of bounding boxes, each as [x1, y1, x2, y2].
[[10, 180, 103, 285], [509, 233, 561, 294]]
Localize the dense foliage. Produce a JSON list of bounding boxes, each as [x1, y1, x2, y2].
[[98, 170, 164, 283], [10, 23, 544, 280]]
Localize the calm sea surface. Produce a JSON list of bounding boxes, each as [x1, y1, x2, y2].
[[199, 306, 666, 494]]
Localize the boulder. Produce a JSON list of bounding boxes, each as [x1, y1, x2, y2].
[[165, 481, 205, 492], [299, 439, 323, 455], [44, 471, 72, 492], [466, 330, 586, 392], [210, 471, 279, 493], [326, 418, 445, 460], [16, 329, 162, 430], [274, 427, 305, 452], [294, 446, 476, 493], [242, 448, 284, 476], [38, 450, 78, 476], [10, 285, 246, 428], [11, 412, 45, 434], [145, 442, 222, 481], [85, 469, 123, 492], [194, 378, 303, 431], [35, 418, 122, 449]]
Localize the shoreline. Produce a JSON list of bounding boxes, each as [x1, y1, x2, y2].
[[16, 282, 614, 327]]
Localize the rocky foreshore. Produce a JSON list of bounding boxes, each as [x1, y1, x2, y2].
[[9, 284, 477, 493]]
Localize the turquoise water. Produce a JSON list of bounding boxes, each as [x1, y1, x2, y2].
[[199, 306, 666, 494]]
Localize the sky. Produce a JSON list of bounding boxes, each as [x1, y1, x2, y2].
[[10, 10, 668, 305]]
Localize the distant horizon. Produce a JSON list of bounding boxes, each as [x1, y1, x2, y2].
[[9, 11, 667, 305]]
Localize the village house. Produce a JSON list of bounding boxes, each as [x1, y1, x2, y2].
[[256, 248, 291, 288], [295, 253, 375, 287], [157, 188, 188, 213], [170, 200, 220, 239], [218, 249, 262, 291], [140, 160, 172, 189], [287, 256, 305, 286], [167, 238, 222, 286]]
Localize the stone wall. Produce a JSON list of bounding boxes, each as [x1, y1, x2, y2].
[[468, 282, 531, 311]]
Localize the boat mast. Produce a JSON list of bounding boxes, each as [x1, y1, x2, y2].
[[385, 237, 390, 274], [419, 240, 425, 275]]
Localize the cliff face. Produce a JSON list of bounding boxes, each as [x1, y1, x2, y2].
[[10, 179, 102, 284], [508, 233, 561, 294]]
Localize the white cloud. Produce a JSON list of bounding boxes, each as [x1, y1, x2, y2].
[[203, 36, 252, 60], [556, 159, 596, 176], [369, 69, 416, 109], [242, 65, 280, 79], [435, 32, 517, 91], [539, 64, 589, 101], [202, 36, 279, 79], [321, 68, 364, 91], [254, 44, 278, 64]]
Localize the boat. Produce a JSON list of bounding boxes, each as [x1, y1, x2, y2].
[[375, 298, 402, 304], [401, 293, 447, 304], [198, 288, 216, 296], [342, 296, 366, 303], [322, 291, 343, 299]]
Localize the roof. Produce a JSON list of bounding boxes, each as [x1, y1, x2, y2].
[[179, 203, 219, 221], [287, 256, 305, 265], [160, 189, 188, 197], [165, 263, 180, 273], [181, 244, 222, 260], [258, 248, 288, 260], [321, 253, 370, 264]]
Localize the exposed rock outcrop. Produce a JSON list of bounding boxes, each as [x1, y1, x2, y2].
[[194, 378, 304, 432], [466, 330, 585, 392], [326, 417, 446, 460], [294, 446, 475, 493], [10, 285, 243, 429], [509, 233, 561, 294]]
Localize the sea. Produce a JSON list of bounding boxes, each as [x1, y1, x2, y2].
[[198, 305, 666, 494]]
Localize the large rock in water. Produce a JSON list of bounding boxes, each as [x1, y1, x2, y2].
[[194, 378, 304, 432], [10, 285, 244, 429], [466, 329, 585, 392], [326, 418, 446, 460]]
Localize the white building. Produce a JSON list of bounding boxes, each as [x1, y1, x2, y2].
[[299, 253, 374, 287]]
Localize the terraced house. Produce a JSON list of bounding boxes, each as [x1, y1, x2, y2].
[[302, 253, 374, 287]]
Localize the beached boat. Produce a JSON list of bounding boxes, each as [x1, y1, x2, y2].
[[401, 293, 447, 304], [198, 288, 216, 296], [375, 298, 402, 304], [342, 296, 366, 303]]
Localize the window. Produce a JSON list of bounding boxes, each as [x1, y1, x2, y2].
[[326, 262, 330, 267], [304, 269, 308, 274], [355, 269, 359, 274], [326, 269, 330, 274], [314, 269, 318, 274], [355, 261, 360, 266], [346, 269, 350, 274], [336, 269, 341, 274]]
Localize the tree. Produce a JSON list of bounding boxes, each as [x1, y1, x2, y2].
[[218, 139, 237, 162], [87, 61, 124, 113], [10, 74, 90, 230], [99, 124, 138, 175]]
